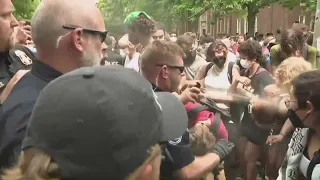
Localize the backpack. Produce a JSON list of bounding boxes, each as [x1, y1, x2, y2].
[[205, 61, 235, 84], [186, 98, 231, 135]]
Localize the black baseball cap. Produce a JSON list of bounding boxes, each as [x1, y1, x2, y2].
[[22, 66, 188, 179]]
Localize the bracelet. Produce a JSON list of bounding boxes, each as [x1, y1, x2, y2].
[[279, 133, 285, 137]]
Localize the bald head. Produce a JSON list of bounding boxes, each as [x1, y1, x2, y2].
[[31, 0, 105, 49]]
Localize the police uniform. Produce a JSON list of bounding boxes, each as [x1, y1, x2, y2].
[[0, 44, 34, 94], [0, 60, 61, 168], [152, 83, 195, 180]]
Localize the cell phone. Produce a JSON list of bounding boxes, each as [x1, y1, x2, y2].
[[195, 82, 201, 88]]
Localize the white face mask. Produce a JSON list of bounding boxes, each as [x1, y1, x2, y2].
[[240, 59, 250, 69], [119, 49, 126, 58]]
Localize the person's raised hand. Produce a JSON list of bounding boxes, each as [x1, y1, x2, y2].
[[15, 21, 32, 45], [236, 76, 251, 87], [179, 86, 203, 104]]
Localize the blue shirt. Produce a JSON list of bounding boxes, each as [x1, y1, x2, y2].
[[0, 61, 62, 168]]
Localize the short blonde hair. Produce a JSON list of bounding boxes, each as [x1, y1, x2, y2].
[[140, 40, 184, 73], [274, 57, 312, 92], [2, 146, 162, 180], [189, 123, 216, 156]]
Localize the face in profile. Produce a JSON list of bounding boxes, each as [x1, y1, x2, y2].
[[0, 0, 19, 51]]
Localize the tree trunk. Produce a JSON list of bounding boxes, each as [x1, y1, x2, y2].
[[247, 4, 258, 37]]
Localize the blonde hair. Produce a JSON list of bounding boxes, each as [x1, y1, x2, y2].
[[140, 40, 184, 74], [189, 123, 216, 156], [3, 145, 162, 180], [2, 148, 58, 180], [274, 57, 312, 92]]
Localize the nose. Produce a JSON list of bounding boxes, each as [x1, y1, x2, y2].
[[10, 15, 19, 28]]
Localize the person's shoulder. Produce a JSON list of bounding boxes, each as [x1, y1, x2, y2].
[[270, 44, 280, 52], [307, 45, 317, 53], [9, 45, 34, 69]]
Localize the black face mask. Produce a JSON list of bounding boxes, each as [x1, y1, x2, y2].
[[287, 109, 305, 128], [213, 56, 226, 68], [184, 51, 196, 64]]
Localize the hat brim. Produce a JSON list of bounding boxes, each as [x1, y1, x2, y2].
[[155, 92, 188, 142]]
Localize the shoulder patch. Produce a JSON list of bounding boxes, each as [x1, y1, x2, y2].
[[168, 136, 182, 145], [14, 50, 33, 66]]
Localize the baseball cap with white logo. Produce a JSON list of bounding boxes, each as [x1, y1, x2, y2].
[[22, 66, 188, 179]]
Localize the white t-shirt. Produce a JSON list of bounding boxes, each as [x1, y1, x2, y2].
[[204, 63, 230, 110], [124, 53, 140, 72]]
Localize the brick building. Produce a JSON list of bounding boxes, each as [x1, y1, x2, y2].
[[198, 3, 313, 37]]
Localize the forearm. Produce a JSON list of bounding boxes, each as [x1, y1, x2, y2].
[[175, 153, 220, 179], [279, 119, 294, 136]]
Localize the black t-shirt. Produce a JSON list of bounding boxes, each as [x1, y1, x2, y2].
[[151, 84, 195, 180], [241, 67, 274, 97]]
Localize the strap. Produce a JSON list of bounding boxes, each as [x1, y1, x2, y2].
[[307, 149, 320, 180], [227, 61, 234, 83], [187, 105, 209, 121], [205, 62, 214, 76], [211, 112, 221, 135]]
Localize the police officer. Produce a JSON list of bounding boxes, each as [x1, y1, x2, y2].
[[0, 0, 35, 94], [0, 0, 106, 168]]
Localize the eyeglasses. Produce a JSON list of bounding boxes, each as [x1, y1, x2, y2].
[[62, 25, 108, 43], [156, 64, 184, 73]]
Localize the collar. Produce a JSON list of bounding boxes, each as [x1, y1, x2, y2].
[[31, 60, 62, 82], [151, 83, 163, 92]]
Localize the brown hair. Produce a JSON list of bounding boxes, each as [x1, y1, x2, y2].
[[280, 26, 305, 58], [237, 40, 262, 62], [140, 40, 184, 73], [176, 34, 193, 47], [128, 15, 156, 35], [189, 123, 216, 156]]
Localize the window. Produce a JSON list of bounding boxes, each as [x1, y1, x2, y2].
[[236, 19, 241, 33], [299, 15, 306, 24], [255, 16, 258, 33]]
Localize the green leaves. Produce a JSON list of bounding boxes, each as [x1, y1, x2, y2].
[[12, 0, 40, 20]]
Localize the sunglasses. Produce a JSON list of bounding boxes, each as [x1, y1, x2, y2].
[[156, 64, 184, 73], [62, 25, 108, 43]]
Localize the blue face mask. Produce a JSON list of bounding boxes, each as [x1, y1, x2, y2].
[[28, 47, 37, 54]]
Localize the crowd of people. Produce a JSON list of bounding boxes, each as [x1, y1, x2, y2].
[[0, 0, 320, 180]]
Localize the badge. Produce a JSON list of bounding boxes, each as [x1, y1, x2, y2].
[[0, 82, 4, 88], [14, 50, 33, 66]]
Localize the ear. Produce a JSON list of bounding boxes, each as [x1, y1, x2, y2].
[[161, 65, 169, 79], [306, 101, 315, 114], [71, 28, 85, 52]]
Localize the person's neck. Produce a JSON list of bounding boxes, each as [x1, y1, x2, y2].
[[38, 53, 81, 74], [248, 63, 259, 77], [140, 37, 153, 48]]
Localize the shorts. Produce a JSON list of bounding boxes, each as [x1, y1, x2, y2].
[[240, 117, 270, 145]]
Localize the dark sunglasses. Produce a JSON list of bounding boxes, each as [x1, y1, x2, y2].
[[156, 64, 184, 73], [62, 25, 108, 43]]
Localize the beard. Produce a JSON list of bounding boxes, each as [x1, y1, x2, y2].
[[81, 47, 101, 67]]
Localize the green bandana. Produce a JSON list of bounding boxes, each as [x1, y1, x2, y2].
[[124, 11, 152, 25]]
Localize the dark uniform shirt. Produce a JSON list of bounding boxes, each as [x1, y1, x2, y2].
[[0, 60, 62, 168], [151, 83, 195, 180], [0, 44, 35, 94]]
